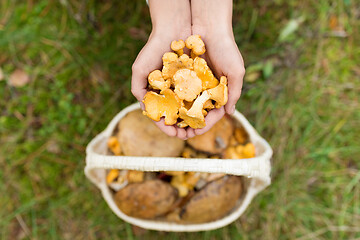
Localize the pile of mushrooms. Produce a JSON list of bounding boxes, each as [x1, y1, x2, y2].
[[142, 35, 228, 129], [105, 111, 257, 223]]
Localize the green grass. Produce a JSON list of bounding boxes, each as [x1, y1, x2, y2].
[[0, 0, 359, 239]]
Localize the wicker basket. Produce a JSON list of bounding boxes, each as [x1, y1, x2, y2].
[[84, 103, 272, 232]]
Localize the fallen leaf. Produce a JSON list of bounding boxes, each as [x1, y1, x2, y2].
[[244, 71, 261, 83], [244, 63, 264, 83], [278, 16, 305, 43], [9, 69, 30, 87]]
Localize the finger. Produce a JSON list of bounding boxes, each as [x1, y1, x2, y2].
[[225, 63, 245, 114], [194, 107, 225, 135], [221, 45, 245, 114], [131, 41, 166, 101], [131, 60, 150, 101], [154, 119, 177, 137], [176, 127, 187, 140], [186, 127, 196, 138]]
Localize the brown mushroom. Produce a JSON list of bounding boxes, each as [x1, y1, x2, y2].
[[187, 116, 234, 154], [117, 110, 184, 157], [115, 180, 178, 219], [180, 176, 243, 223]]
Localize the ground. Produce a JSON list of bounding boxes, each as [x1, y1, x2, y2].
[[0, 0, 359, 239]]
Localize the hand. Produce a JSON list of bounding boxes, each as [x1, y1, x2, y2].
[[131, 0, 191, 139], [190, 0, 245, 136]]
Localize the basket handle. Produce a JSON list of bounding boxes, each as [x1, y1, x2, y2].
[[85, 132, 271, 189]]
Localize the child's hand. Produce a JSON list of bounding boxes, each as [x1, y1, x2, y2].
[[131, 0, 191, 139], [190, 0, 245, 136]]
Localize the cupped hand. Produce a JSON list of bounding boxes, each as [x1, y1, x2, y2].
[[189, 0, 245, 136], [131, 0, 192, 139], [192, 31, 245, 136]]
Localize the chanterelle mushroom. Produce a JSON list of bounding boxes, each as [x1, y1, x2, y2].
[[179, 91, 210, 129], [207, 76, 228, 108], [173, 69, 202, 102], [193, 57, 219, 90], [162, 52, 194, 81], [148, 70, 171, 91], [142, 89, 181, 125], [185, 35, 206, 56], [171, 39, 185, 56]]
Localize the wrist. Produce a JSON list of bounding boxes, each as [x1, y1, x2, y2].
[[191, 0, 233, 40], [149, 0, 191, 39]]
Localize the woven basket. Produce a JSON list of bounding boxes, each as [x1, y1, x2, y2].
[[84, 103, 272, 232]]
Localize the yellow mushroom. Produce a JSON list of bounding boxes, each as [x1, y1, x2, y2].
[[207, 76, 228, 108], [179, 91, 210, 129], [107, 136, 122, 155], [148, 70, 171, 91], [173, 69, 203, 102], [177, 121, 188, 128], [185, 35, 206, 56], [162, 52, 194, 82], [203, 99, 215, 110], [181, 147, 196, 158], [106, 169, 120, 184], [142, 89, 181, 125], [171, 39, 185, 56], [193, 57, 219, 90], [234, 127, 248, 144], [127, 170, 144, 183], [243, 143, 256, 158]]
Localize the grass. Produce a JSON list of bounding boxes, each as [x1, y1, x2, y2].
[[0, 0, 359, 239]]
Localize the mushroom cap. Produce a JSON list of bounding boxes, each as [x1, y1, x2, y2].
[[171, 39, 185, 52], [142, 89, 181, 125], [178, 91, 210, 129], [117, 110, 185, 157], [174, 69, 202, 102], [107, 136, 122, 155], [148, 70, 171, 91], [178, 54, 194, 70], [179, 107, 206, 129], [115, 180, 178, 219], [180, 176, 242, 223], [193, 57, 219, 90], [185, 35, 206, 55], [162, 52, 194, 81], [207, 76, 228, 108], [187, 115, 234, 154]]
